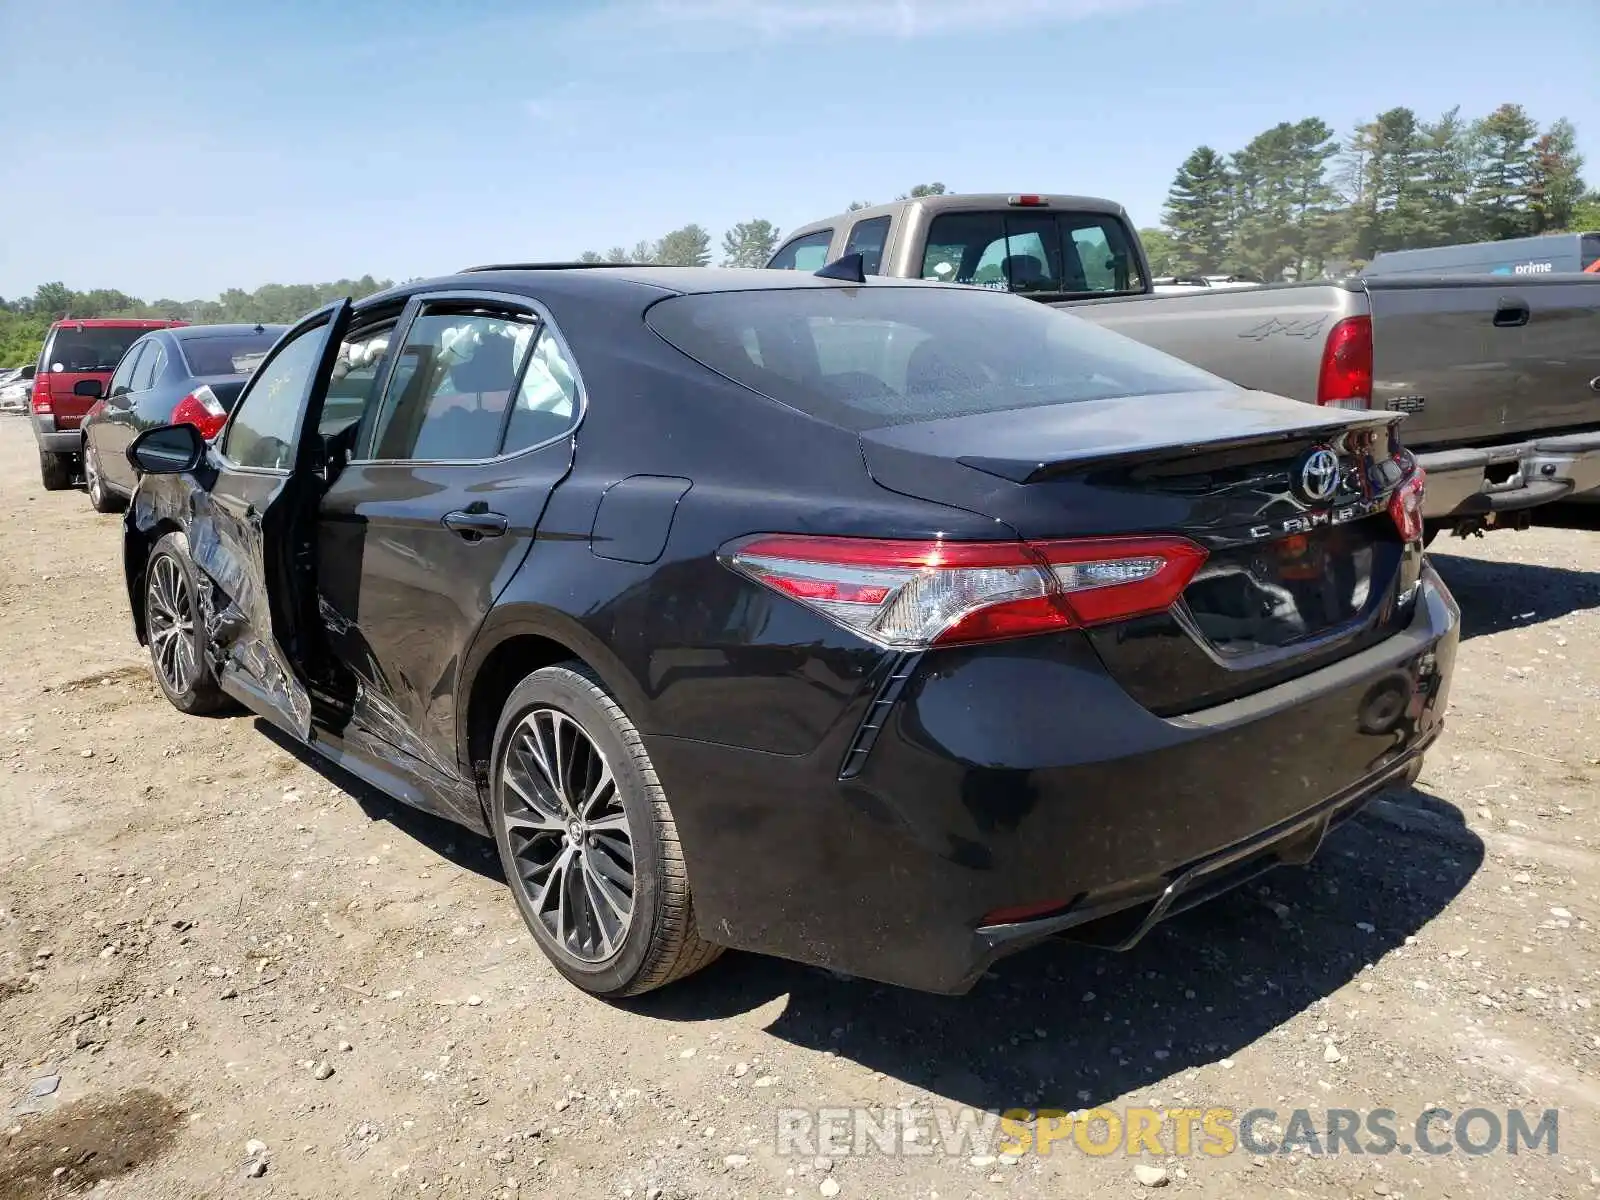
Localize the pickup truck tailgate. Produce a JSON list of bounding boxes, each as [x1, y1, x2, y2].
[[1366, 275, 1600, 446]]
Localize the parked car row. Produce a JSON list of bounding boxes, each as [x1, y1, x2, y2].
[[0, 364, 34, 412]]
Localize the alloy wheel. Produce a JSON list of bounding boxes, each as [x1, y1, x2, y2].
[[146, 555, 198, 696], [86, 446, 106, 507], [500, 707, 635, 963]]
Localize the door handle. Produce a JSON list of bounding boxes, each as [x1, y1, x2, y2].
[[1493, 300, 1530, 328], [442, 510, 508, 540]]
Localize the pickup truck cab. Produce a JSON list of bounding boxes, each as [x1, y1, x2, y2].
[[774, 194, 1600, 536], [769, 193, 1151, 301]]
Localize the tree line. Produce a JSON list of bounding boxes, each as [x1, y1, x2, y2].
[[0, 277, 396, 367], [1147, 102, 1597, 280]]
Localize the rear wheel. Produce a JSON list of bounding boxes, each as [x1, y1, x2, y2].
[[85, 441, 124, 513], [145, 532, 227, 715], [39, 450, 73, 491], [490, 664, 722, 998]]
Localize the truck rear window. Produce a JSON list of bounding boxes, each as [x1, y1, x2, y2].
[[646, 285, 1222, 429], [921, 211, 1145, 296], [41, 327, 151, 373]]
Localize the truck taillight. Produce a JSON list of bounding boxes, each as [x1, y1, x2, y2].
[[1317, 315, 1373, 410], [721, 533, 1207, 649], [30, 373, 51, 415], [1007, 194, 1048, 207], [171, 385, 228, 440], [1389, 467, 1426, 544]]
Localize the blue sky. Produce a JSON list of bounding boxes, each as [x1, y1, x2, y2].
[[1, 0, 1596, 299]]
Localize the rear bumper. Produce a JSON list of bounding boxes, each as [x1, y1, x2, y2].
[[649, 564, 1460, 993], [30, 415, 80, 455], [1417, 430, 1600, 519]]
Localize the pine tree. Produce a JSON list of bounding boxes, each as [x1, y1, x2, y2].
[[1529, 118, 1585, 233], [1161, 146, 1233, 273], [1468, 103, 1540, 240]]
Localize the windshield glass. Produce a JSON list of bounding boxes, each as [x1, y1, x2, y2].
[[42, 326, 152, 372], [646, 285, 1225, 430], [177, 329, 286, 377]]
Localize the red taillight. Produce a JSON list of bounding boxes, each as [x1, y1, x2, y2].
[[30, 373, 52, 414], [171, 385, 228, 440], [1317, 315, 1373, 410], [1389, 466, 1426, 544], [1007, 194, 1047, 207], [721, 533, 1208, 649]]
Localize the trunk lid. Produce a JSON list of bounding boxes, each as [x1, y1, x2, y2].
[[859, 389, 1423, 712]]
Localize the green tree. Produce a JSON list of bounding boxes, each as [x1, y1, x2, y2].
[[1344, 108, 1432, 259], [577, 251, 605, 264], [1137, 228, 1181, 275], [629, 239, 657, 265], [1468, 103, 1540, 240], [604, 246, 632, 264], [845, 200, 873, 212], [31, 282, 75, 318], [654, 224, 712, 267], [1415, 107, 1474, 244], [897, 182, 948, 199], [721, 219, 781, 267], [1161, 146, 1233, 273], [1529, 117, 1585, 233]]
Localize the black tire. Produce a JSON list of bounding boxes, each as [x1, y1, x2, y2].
[[39, 450, 73, 491], [84, 439, 124, 513], [144, 532, 228, 715], [489, 664, 722, 998]]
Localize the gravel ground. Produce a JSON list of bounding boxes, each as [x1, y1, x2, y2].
[[1, 412, 1597, 1200]]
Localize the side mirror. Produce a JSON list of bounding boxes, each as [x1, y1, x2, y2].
[[73, 378, 104, 399], [129, 423, 206, 476]]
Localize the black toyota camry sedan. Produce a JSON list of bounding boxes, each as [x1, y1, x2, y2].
[[119, 263, 1458, 997]]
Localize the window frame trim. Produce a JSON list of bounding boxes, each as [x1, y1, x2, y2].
[[346, 288, 587, 468]]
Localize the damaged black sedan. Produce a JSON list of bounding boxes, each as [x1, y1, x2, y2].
[[121, 264, 1458, 998]]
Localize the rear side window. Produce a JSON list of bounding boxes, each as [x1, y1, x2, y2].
[[133, 342, 165, 390], [178, 331, 284, 376], [42, 326, 152, 373], [920, 211, 1144, 296], [501, 330, 580, 454], [647, 286, 1221, 430], [842, 217, 891, 275], [767, 230, 833, 271], [367, 309, 540, 461], [1583, 235, 1600, 271]]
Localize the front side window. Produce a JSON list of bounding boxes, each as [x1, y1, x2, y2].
[[223, 323, 329, 470], [368, 309, 538, 461], [842, 217, 891, 275], [921, 211, 1144, 296], [108, 342, 147, 398], [767, 230, 833, 271]]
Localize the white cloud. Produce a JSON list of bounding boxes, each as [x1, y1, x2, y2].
[[645, 0, 1161, 38]]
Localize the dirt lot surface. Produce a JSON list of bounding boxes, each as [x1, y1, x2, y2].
[[1, 413, 1598, 1200]]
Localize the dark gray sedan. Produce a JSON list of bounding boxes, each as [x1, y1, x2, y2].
[[80, 323, 286, 511]]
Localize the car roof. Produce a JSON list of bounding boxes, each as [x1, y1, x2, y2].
[[364, 265, 961, 308], [171, 322, 288, 339], [47, 318, 182, 329], [781, 192, 1131, 242]]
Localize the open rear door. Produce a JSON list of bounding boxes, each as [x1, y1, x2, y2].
[[188, 299, 352, 740]]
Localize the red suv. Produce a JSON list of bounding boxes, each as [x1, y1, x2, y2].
[[30, 318, 185, 490]]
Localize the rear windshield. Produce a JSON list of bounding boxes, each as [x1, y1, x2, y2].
[[177, 330, 284, 377], [41, 326, 151, 373], [646, 285, 1224, 429], [920, 211, 1146, 296]]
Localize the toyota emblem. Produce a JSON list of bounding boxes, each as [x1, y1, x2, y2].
[[1296, 446, 1341, 504]]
